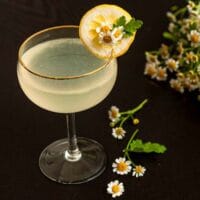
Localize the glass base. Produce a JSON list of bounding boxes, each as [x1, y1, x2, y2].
[[39, 137, 107, 184]]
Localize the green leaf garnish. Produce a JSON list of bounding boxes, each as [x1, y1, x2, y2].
[[124, 19, 143, 34], [129, 139, 167, 153], [114, 16, 126, 27], [113, 16, 143, 38], [123, 129, 167, 166]]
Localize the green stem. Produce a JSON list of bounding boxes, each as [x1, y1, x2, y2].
[[120, 99, 148, 117], [126, 129, 139, 150], [129, 99, 148, 115], [174, 7, 187, 17], [119, 115, 130, 127], [124, 129, 139, 166]]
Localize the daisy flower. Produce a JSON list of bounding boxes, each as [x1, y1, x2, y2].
[[132, 165, 146, 178], [187, 30, 200, 47], [166, 58, 179, 72], [107, 180, 125, 198], [170, 79, 184, 93], [184, 74, 200, 91], [112, 157, 132, 175], [108, 106, 121, 122], [156, 67, 168, 81], [112, 127, 126, 139], [145, 52, 160, 65], [111, 26, 124, 43], [144, 63, 157, 79]]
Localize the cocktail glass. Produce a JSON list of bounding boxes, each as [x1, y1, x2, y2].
[[17, 25, 117, 184]]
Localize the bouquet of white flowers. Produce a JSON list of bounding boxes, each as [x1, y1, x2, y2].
[[144, 0, 200, 99]]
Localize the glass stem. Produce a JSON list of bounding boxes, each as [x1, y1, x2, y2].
[[64, 113, 82, 162]]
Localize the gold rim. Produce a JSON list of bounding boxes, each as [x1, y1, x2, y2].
[[18, 25, 113, 80]]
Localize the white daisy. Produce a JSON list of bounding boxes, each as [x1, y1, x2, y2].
[[112, 157, 132, 175], [187, 30, 200, 47], [132, 165, 146, 178], [107, 180, 125, 198], [184, 75, 200, 91], [144, 62, 157, 79], [170, 79, 184, 93], [156, 67, 168, 81], [111, 26, 124, 43], [108, 106, 121, 122], [112, 127, 126, 140], [145, 52, 160, 65], [166, 58, 179, 72]]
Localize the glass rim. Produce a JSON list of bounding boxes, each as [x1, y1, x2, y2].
[[18, 25, 113, 80]]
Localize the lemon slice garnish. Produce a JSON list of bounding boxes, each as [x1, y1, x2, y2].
[[79, 4, 137, 58]]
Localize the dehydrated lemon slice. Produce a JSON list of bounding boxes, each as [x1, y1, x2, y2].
[[79, 4, 137, 58]]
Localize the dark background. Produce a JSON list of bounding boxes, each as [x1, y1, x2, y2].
[[1, 0, 200, 199]]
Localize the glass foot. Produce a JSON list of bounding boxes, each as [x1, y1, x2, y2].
[[39, 137, 107, 184]]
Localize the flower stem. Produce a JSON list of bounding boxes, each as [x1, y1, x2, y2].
[[119, 115, 130, 127], [124, 129, 139, 166], [119, 99, 148, 126], [121, 99, 148, 115]]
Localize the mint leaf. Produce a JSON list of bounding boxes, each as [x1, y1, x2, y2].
[[114, 16, 126, 27], [124, 19, 143, 34], [129, 139, 167, 153]]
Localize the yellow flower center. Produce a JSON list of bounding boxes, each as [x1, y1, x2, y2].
[[117, 162, 128, 172], [113, 30, 122, 38], [191, 34, 200, 43], [135, 165, 143, 173], [111, 110, 118, 118], [115, 128, 123, 136], [101, 25, 111, 33], [112, 185, 120, 193], [103, 35, 112, 43], [146, 65, 157, 76], [157, 69, 166, 78], [168, 61, 176, 69]]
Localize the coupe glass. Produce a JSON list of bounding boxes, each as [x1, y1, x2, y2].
[[17, 25, 118, 184]]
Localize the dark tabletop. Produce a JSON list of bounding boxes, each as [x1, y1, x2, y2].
[[1, 0, 200, 199]]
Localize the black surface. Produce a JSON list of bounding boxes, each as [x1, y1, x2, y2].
[[1, 0, 200, 199]]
